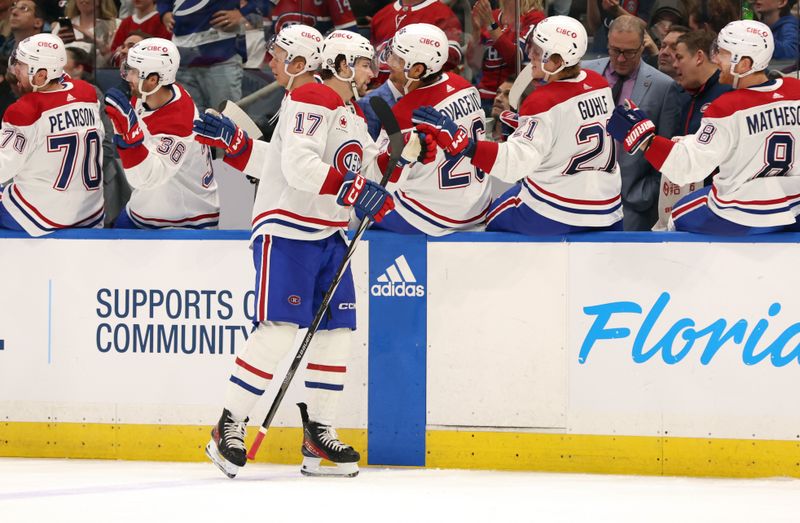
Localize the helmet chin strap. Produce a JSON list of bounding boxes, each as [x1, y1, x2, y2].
[[284, 60, 302, 91], [332, 65, 359, 100], [539, 57, 565, 82], [138, 77, 160, 105], [402, 68, 419, 94], [729, 59, 754, 89]]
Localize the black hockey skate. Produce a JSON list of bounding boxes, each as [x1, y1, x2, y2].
[[205, 409, 248, 479], [297, 402, 360, 477]]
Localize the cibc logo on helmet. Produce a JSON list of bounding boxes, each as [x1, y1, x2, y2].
[[37, 41, 59, 49], [144, 45, 169, 52], [556, 27, 578, 38], [746, 27, 769, 37], [419, 37, 441, 48], [301, 31, 321, 42], [331, 32, 353, 39]]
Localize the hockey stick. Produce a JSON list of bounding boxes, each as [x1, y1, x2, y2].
[[246, 97, 404, 460]]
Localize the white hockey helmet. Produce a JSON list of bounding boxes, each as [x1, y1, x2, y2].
[[389, 23, 448, 77], [125, 38, 180, 99], [321, 30, 375, 98], [321, 30, 374, 76], [530, 16, 587, 77], [13, 33, 66, 90], [715, 20, 773, 86], [271, 24, 323, 72]]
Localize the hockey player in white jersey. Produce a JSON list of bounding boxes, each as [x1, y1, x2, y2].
[[192, 27, 395, 478], [609, 20, 800, 235], [104, 38, 219, 229], [413, 16, 623, 234], [0, 34, 104, 236], [370, 23, 488, 235]]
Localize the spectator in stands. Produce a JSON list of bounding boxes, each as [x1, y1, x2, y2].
[[647, 0, 686, 46], [0, 58, 16, 120], [657, 24, 689, 78], [158, 0, 259, 112], [0, 0, 44, 58], [688, 0, 739, 32], [267, 0, 356, 37], [371, 0, 463, 85], [587, 0, 656, 53], [64, 46, 132, 226], [52, 0, 120, 67], [468, 0, 545, 114], [110, 28, 148, 68], [0, 1, 12, 48], [755, 0, 799, 60], [110, 0, 171, 60], [489, 76, 515, 142], [583, 14, 681, 230]]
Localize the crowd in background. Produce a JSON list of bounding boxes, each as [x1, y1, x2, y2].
[[0, 0, 797, 231]]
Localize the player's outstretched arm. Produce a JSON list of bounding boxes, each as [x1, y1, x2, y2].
[[609, 99, 727, 186]]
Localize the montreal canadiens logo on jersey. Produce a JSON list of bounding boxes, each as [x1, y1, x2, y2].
[[334, 140, 363, 175]]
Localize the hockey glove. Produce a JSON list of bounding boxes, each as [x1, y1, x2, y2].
[[193, 110, 251, 158], [398, 130, 437, 167], [336, 171, 395, 223], [104, 87, 143, 149], [498, 110, 518, 141], [608, 99, 656, 154], [411, 106, 476, 158]]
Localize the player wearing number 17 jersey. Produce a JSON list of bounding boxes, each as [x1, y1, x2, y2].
[[609, 20, 800, 235], [413, 16, 623, 235], [0, 34, 105, 237]]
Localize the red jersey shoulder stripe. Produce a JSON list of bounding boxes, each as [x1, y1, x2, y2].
[[520, 70, 610, 117], [141, 84, 195, 138], [704, 78, 800, 119], [290, 82, 345, 111]]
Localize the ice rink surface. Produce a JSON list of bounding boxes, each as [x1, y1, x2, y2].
[[1, 458, 799, 522]]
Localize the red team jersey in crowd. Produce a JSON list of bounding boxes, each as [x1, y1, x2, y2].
[[476, 8, 544, 101], [371, 0, 463, 82], [116, 84, 219, 228], [111, 11, 173, 54], [380, 73, 491, 234], [0, 78, 105, 236], [269, 0, 357, 35], [646, 77, 800, 227]]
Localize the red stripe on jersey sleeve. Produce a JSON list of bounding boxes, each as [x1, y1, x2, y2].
[[471, 141, 499, 173], [319, 166, 345, 195], [644, 135, 675, 171], [117, 142, 149, 168], [223, 139, 253, 172]]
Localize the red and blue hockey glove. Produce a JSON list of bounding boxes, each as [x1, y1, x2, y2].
[[398, 129, 437, 167], [336, 171, 395, 223], [411, 106, 476, 158], [193, 110, 251, 158], [608, 99, 656, 154], [104, 87, 143, 149], [498, 110, 518, 140]]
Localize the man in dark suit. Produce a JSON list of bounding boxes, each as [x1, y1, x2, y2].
[[583, 15, 681, 230]]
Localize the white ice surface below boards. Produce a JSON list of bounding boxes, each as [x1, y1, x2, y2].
[[1, 458, 799, 523]]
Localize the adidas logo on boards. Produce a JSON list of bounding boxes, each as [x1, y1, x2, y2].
[[370, 255, 425, 297]]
